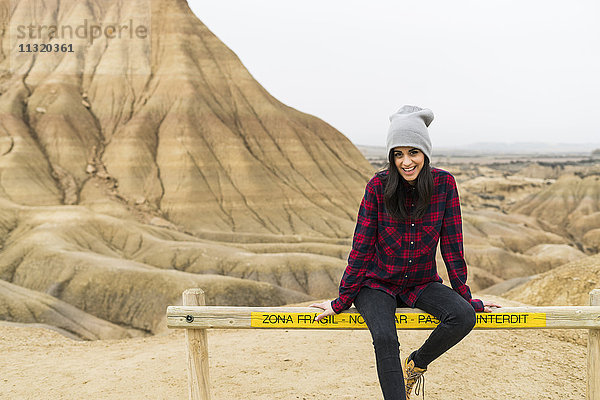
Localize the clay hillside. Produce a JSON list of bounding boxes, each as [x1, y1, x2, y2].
[[440, 160, 600, 301], [0, 0, 375, 338], [0, 0, 599, 345]]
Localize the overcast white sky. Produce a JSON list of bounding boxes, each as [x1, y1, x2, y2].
[[187, 1, 600, 148]]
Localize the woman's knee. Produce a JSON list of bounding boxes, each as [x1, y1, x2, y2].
[[371, 329, 400, 353], [452, 304, 476, 333], [441, 302, 476, 335]]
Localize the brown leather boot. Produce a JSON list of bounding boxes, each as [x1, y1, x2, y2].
[[403, 356, 426, 399]]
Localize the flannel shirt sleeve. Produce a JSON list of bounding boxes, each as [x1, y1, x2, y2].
[[440, 174, 484, 313], [330, 177, 379, 313]]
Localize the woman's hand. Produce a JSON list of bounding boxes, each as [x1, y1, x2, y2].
[[309, 300, 336, 322], [483, 300, 502, 313]]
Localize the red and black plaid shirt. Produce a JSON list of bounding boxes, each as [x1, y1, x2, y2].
[[331, 168, 484, 313]]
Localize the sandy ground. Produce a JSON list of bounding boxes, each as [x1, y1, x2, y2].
[[0, 297, 589, 400]]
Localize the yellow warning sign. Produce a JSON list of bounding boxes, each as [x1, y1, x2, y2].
[[475, 313, 546, 328], [250, 312, 546, 329]]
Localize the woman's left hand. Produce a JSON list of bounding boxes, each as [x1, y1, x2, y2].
[[483, 300, 502, 313]]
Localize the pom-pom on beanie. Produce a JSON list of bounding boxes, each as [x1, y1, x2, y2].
[[386, 105, 434, 161]]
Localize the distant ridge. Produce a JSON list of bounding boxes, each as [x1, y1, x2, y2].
[[436, 142, 600, 155], [356, 143, 600, 158]]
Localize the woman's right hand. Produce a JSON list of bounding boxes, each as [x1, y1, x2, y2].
[[309, 300, 336, 322]]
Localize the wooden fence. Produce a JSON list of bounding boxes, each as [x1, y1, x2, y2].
[[167, 288, 600, 400]]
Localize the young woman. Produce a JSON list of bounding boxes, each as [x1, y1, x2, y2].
[[311, 105, 500, 400]]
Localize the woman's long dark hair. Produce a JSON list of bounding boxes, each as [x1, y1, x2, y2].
[[382, 149, 433, 221]]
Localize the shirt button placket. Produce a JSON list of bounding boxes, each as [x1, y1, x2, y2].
[[408, 221, 415, 271]]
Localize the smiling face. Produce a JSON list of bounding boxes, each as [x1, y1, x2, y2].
[[392, 146, 425, 184]]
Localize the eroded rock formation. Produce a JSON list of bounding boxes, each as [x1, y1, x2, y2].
[[0, 0, 373, 338], [0, 0, 373, 238]]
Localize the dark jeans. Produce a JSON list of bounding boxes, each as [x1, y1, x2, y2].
[[353, 282, 476, 400]]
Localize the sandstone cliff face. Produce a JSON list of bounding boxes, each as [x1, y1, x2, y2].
[[0, 0, 374, 338], [0, 0, 373, 238]]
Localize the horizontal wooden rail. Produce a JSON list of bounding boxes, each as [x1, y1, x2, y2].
[[169, 289, 600, 400], [167, 305, 600, 330]]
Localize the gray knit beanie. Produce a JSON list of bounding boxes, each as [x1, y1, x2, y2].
[[386, 105, 434, 161]]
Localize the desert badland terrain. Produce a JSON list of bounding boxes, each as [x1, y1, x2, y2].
[[0, 0, 599, 399]]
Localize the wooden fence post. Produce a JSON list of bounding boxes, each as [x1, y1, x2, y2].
[[183, 289, 211, 400], [589, 289, 600, 400]]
